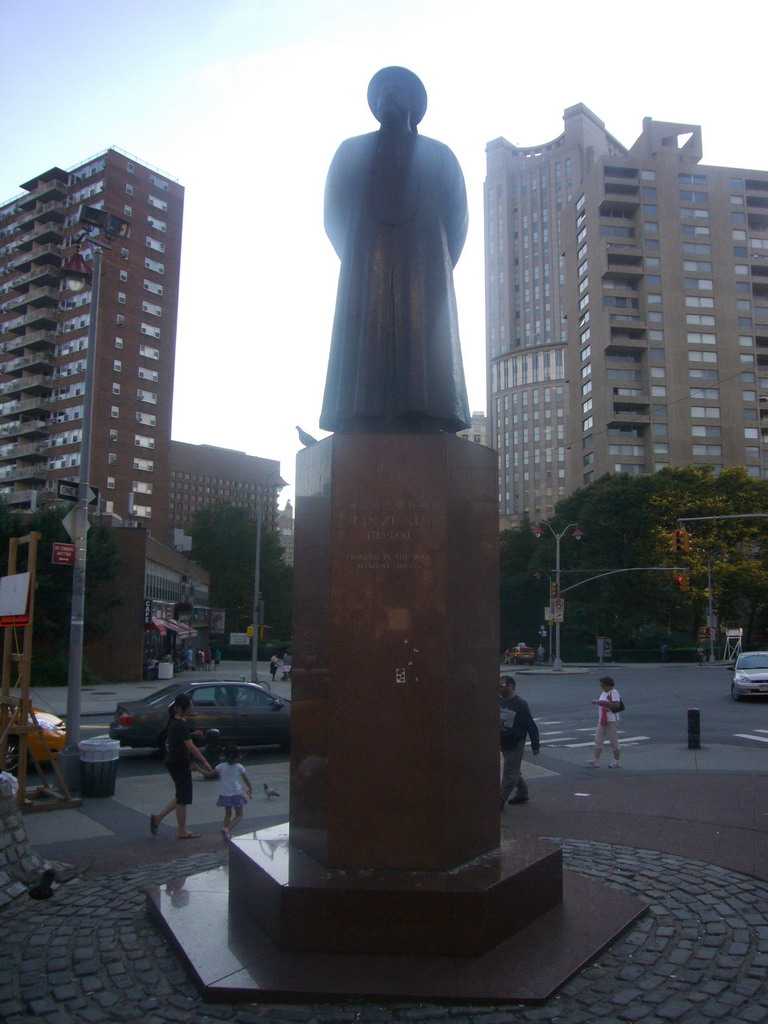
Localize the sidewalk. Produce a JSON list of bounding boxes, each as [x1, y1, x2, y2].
[[2, 662, 768, 1021]]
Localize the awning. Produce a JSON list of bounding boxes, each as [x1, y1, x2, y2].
[[144, 616, 167, 635], [164, 617, 197, 638]]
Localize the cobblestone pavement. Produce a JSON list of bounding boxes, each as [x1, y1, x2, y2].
[[3, 840, 768, 1024]]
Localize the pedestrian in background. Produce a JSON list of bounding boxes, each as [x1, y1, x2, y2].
[[499, 675, 540, 809], [586, 675, 622, 769]]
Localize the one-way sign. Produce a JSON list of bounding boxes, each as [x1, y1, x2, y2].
[[57, 480, 99, 506]]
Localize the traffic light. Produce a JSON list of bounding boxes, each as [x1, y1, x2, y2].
[[258, 625, 272, 641], [246, 625, 254, 638], [669, 528, 692, 552], [676, 573, 690, 592], [550, 581, 558, 598]]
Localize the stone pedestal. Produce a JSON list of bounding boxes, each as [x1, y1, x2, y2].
[[148, 431, 649, 1003], [289, 433, 500, 872]]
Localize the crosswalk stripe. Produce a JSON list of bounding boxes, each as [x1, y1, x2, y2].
[[565, 736, 650, 748], [734, 733, 768, 744]]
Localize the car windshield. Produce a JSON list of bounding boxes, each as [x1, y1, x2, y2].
[[737, 655, 768, 670]]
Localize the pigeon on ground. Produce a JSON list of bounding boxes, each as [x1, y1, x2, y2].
[[296, 426, 318, 448], [263, 782, 280, 800], [28, 868, 56, 900]]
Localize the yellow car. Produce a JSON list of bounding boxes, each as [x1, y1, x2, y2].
[[1, 708, 66, 773], [512, 644, 536, 665]]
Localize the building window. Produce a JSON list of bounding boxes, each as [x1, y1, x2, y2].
[[125, 183, 133, 195], [145, 236, 165, 253], [107, 476, 115, 489], [112, 382, 121, 394], [113, 360, 122, 372], [147, 215, 166, 232], [133, 458, 154, 472], [108, 452, 117, 464], [111, 405, 119, 417], [140, 323, 161, 339], [141, 301, 162, 317], [148, 195, 168, 211], [123, 205, 132, 218], [134, 434, 155, 449], [139, 345, 159, 359], [115, 336, 124, 349], [144, 258, 164, 274], [138, 367, 159, 382]]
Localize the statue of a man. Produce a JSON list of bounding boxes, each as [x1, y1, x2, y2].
[[320, 67, 471, 434]]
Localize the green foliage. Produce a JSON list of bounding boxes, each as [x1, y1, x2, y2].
[[0, 502, 121, 661], [190, 501, 293, 639], [499, 467, 768, 652]]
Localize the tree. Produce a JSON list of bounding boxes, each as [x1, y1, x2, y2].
[[507, 467, 768, 653], [0, 501, 121, 672], [190, 501, 293, 639]]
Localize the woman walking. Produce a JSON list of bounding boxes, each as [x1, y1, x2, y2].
[[150, 694, 212, 839]]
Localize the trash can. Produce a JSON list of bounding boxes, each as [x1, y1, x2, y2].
[[157, 662, 173, 680], [79, 737, 120, 797]]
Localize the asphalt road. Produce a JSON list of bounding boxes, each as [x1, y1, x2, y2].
[[507, 662, 768, 751], [74, 662, 768, 783]]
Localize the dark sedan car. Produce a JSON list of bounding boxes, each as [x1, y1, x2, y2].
[[109, 680, 290, 750]]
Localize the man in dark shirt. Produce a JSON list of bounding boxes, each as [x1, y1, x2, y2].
[[499, 675, 540, 809]]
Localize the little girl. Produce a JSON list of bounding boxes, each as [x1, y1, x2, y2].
[[205, 745, 253, 840]]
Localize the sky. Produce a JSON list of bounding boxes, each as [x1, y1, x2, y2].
[[3, 0, 768, 510]]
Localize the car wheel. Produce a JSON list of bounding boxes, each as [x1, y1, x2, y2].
[[731, 684, 742, 702], [3, 738, 20, 774]]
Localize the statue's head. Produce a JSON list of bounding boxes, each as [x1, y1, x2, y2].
[[368, 67, 427, 128]]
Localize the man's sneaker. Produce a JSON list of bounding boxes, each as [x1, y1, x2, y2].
[[508, 794, 529, 804], [609, 761, 621, 769], [585, 758, 600, 767]]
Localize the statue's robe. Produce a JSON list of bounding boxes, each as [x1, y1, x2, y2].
[[320, 125, 470, 434]]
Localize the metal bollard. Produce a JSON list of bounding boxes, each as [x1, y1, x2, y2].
[[688, 708, 701, 750]]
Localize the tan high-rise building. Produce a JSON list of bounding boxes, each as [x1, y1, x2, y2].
[[0, 148, 183, 536], [486, 107, 768, 526]]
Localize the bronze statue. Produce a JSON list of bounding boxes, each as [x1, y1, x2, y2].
[[320, 67, 471, 434]]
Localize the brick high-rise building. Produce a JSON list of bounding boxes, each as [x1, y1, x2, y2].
[[169, 441, 284, 551], [486, 107, 768, 526], [0, 148, 183, 537]]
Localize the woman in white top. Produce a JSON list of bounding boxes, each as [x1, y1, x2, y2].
[[585, 675, 622, 768]]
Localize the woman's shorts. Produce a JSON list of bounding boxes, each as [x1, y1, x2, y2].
[[166, 761, 193, 805], [217, 794, 247, 808]]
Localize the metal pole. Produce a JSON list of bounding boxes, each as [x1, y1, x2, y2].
[[553, 532, 563, 672], [707, 558, 716, 663], [251, 506, 262, 684], [59, 244, 101, 787]]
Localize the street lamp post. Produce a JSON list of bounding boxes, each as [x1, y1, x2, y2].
[[56, 241, 101, 788], [56, 207, 129, 789], [250, 473, 282, 684], [534, 521, 584, 672]]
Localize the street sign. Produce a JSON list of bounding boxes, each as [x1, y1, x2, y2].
[[62, 507, 89, 540], [56, 480, 99, 506], [52, 542, 76, 566], [552, 597, 565, 622], [57, 480, 78, 502]]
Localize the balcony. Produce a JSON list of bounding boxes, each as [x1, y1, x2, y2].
[[2, 352, 54, 377], [2, 487, 44, 507], [14, 222, 64, 251], [16, 200, 66, 233], [0, 395, 53, 418], [0, 440, 48, 464], [5, 285, 59, 314], [4, 308, 57, 333], [0, 374, 54, 399], [0, 464, 49, 484], [12, 243, 61, 272], [0, 417, 51, 440], [17, 178, 67, 209], [2, 329, 57, 354], [17, 262, 60, 288]]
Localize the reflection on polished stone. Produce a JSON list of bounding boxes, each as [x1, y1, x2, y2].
[[226, 822, 563, 956], [147, 861, 647, 1004]]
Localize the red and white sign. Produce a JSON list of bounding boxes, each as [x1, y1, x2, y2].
[[52, 542, 76, 566]]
